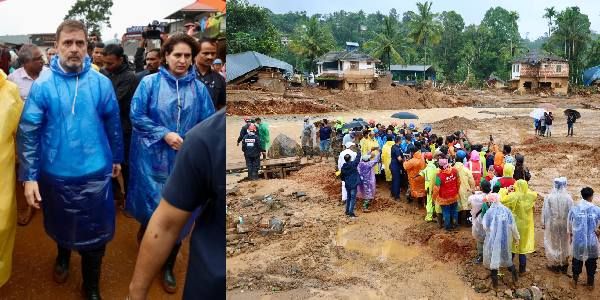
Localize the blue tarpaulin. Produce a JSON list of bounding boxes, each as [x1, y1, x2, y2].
[[583, 66, 600, 86]]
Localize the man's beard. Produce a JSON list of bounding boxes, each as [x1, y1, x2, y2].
[[59, 57, 83, 72]]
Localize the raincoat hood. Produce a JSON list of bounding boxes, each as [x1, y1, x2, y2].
[[513, 179, 530, 193], [50, 54, 92, 77], [515, 154, 524, 166], [470, 150, 480, 161], [503, 163, 515, 177]]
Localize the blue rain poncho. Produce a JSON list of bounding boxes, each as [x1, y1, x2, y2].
[[17, 56, 124, 250], [541, 178, 573, 265], [568, 200, 600, 261], [482, 199, 520, 270], [126, 66, 215, 226]]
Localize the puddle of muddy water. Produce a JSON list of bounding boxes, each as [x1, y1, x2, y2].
[[335, 225, 419, 262]]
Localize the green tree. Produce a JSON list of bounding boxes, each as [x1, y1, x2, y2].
[[64, 0, 113, 38], [226, 0, 281, 55], [364, 14, 407, 70], [477, 7, 521, 80], [435, 11, 465, 82], [544, 6, 591, 84], [543, 7, 557, 37], [407, 1, 442, 67], [290, 16, 336, 72]]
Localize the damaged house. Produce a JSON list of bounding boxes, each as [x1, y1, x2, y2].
[[315, 44, 379, 91], [509, 51, 569, 94], [226, 51, 293, 92]]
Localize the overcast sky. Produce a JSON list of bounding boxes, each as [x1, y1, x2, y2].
[[247, 0, 600, 40], [0, 0, 193, 39]]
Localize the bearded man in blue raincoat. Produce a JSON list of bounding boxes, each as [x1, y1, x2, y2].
[[17, 20, 123, 300]]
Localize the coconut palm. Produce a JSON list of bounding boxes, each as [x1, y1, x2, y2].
[[364, 14, 407, 70], [290, 16, 336, 72], [407, 1, 442, 67]]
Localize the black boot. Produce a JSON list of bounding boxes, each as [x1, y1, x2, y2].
[[519, 263, 527, 274], [162, 243, 181, 294], [53, 246, 71, 284], [511, 266, 519, 284], [491, 272, 499, 289], [587, 275, 595, 289], [573, 274, 579, 289], [81, 248, 104, 300], [437, 213, 444, 229]]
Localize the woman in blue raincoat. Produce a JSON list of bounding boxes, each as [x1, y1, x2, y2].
[[126, 33, 215, 293]]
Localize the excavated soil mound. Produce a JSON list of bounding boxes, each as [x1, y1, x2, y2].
[[431, 116, 478, 134], [227, 99, 332, 115]]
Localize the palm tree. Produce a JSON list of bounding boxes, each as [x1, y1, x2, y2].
[[407, 1, 442, 77], [364, 14, 406, 70], [550, 7, 591, 83], [290, 16, 336, 72], [543, 7, 556, 37]]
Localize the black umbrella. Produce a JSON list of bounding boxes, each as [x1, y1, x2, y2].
[[391, 112, 419, 119], [564, 109, 581, 119], [342, 120, 368, 130]]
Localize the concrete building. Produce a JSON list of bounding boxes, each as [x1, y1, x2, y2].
[[315, 48, 379, 91], [509, 50, 569, 94]]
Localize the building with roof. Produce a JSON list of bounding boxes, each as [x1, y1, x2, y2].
[[389, 65, 436, 85], [226, 51, 293, 92], [315, 48, 379, 91], [509, 50, 569, 94]]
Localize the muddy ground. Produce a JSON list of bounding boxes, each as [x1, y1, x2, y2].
[[226, 100, 600, 299], [0, 189, 189, 299], [227, 86, 600, 116]]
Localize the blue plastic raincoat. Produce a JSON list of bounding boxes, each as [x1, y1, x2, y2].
[[17, 56, 124, 250], [126, 66, 215, 226], [568, 200, 600, 261]]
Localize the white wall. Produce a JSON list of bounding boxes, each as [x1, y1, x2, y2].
[[511, 63, 520, 80]]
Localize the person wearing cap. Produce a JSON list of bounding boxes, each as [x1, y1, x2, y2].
[[454, 149, 476, 226], [237, 117, 253, 146], [433, 158, 461, 230], [338, 142, 357, 204], [241, 124, 264, 180], [419, 151, 439, 222], [357, 152, 380, 213], [195, 37, 225, 110], [542, 177, 573, 274], [404, 143, 426, 204], [465, 150, 483, 186], [212, 58, 224, 77]]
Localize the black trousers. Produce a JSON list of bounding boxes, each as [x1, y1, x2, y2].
[[57, 244, 106, 289], [572, 257, 597, 284], [245, 155, 260, 180]]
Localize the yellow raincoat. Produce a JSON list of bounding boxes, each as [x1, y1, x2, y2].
[[0, 69, 23, 286], [420, 159, 439, 220], [360, 137, 380, 174], [381, 141, 394, 181], [500, 179, 537, 254], [454, 162, 475, 211]]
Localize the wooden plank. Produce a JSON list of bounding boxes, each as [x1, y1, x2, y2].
[[226, 157, 300, 172]]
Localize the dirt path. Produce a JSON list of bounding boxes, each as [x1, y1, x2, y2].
[[0, 190, 189, 299]]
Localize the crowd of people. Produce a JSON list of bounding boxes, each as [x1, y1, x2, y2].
[[286, 116, 599, 291], [0, 20, 225, 299]]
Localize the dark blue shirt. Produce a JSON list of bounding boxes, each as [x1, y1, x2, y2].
[[162, 109, 225, 299], [340, 154, 361, 188], [319, 126, 332, 141], [391, 144, 403, 167]]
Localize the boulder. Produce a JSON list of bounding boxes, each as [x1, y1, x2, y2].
[[268, 134, 301, 158]]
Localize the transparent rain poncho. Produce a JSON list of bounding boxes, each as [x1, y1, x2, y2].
[[482, 198, 520, 270], [469, 192, 487, 242], [541, 178, 573, 265], [568, 200, 600, 261]]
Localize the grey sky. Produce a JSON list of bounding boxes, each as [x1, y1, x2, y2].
[[0, 0, 193, 39], [247, 0, 600, 40]]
